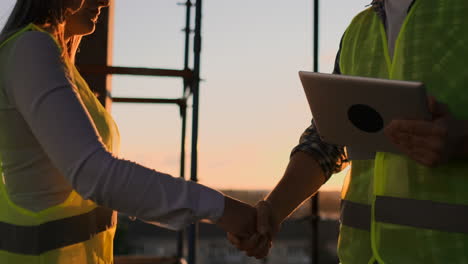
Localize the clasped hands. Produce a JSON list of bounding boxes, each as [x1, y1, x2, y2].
[[216, 197, 281, 259]]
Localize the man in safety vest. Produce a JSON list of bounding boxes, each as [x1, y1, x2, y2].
[[229, 0, 468, 263]]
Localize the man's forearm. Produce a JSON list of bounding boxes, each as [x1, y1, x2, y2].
[[265, 151, 326, 224]]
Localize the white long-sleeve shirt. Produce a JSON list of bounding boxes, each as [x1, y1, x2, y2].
[[0, 30, 224, 230]]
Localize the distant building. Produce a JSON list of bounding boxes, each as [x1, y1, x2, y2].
[[117, 218, 339, 264], [115, 190, 341, 264]]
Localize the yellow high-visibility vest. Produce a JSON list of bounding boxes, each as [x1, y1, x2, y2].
[[0, 24, 120, 264], [338, 0, 468, 263]]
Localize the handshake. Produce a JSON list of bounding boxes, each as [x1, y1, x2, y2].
[[215, 196, 283, 259]]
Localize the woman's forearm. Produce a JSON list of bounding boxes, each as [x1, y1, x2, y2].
[[7, 32, 225, 229]]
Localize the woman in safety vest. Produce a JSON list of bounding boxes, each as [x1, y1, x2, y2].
[[0, 0, 255, 263], [229, 0, 468, 263]]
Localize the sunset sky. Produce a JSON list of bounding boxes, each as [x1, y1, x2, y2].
[[0, 0, 370, 191]]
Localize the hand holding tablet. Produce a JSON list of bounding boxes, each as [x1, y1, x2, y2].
[[298, 71, 431, 158]]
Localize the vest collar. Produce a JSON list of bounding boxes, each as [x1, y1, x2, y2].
[[370, 0, 387, 26], [368, 0, 417, 27]]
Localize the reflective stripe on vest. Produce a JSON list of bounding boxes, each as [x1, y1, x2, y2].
[[0, 207, 115, 255], [340, 200, 371, 231], [342, 197, 468, 234], [375, 196, 468, 234]]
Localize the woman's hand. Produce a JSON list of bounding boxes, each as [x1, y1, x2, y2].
[[216, 196, 257, 236], [385, 96, 468, 167], [226, 200, 280, 259]]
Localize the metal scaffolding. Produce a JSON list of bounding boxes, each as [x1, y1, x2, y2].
[[311, 2, 320, 264], [77, 0, 323, 263]]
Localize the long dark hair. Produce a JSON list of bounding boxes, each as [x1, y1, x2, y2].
[[2, 0, 67, 34], [1, 0, 82, 63]]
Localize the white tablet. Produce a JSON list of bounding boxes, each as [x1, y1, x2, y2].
[[298, 71, 431, 155]]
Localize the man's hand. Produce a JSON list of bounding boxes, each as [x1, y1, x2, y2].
[[227, 200, 280, 259], [226, 151, 327, 259], [216, 196, 256, 236], [385, 96, 468, 167]]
